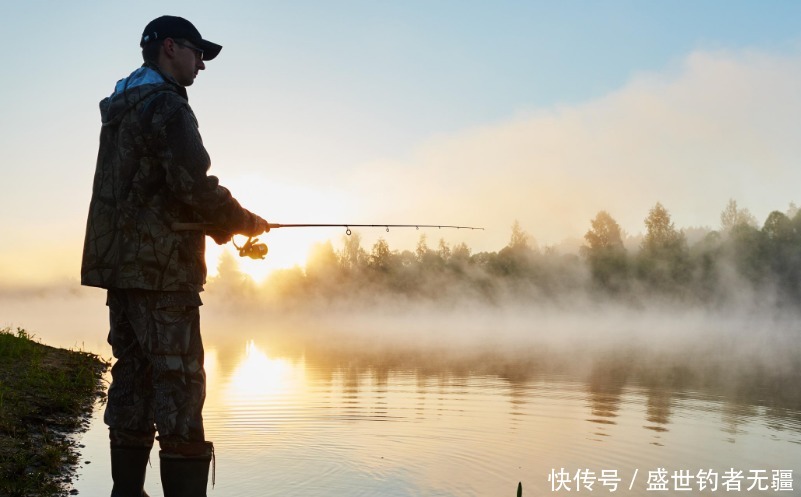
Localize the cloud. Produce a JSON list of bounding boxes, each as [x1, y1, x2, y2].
[[349, 47, 801, 250]]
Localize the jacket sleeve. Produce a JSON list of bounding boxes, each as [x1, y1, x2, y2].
[[160, 102, 260, 236]]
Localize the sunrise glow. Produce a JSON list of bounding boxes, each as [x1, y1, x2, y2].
[[225, 340, 306, 401]]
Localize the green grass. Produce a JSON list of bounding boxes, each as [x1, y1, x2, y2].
[[0, 327, 108, 496]]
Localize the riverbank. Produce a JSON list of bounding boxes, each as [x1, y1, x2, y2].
[[0, 327, 108, 496]]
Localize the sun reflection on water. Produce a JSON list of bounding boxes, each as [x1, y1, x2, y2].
[[225, 339, 307, 401]]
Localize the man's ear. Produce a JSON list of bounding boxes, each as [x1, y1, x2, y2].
[[162, 38, 177, 59]]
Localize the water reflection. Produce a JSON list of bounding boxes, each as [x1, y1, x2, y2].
[[586, 359, 626, 437], [226, 340, 305, 400], [721, 401, 757, 443], [73, 334, 801, 496], [644, 388, 672, 431], [202, 337, 801, 438]]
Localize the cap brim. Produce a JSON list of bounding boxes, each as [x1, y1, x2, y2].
[[196, 39, 222, 61]]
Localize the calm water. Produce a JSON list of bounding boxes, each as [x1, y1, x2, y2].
[[71, 336, 801, 497], [3, 292, 800, 496]]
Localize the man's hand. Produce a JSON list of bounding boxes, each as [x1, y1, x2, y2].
[[256, 216, 271, 234], [243, 214, 270, 237], [207, 227, 233, 245]]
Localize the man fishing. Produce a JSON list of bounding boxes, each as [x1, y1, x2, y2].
[[81, 15, 268, 497]]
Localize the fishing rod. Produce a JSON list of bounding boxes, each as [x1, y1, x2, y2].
[[171, 222, 485, 259]]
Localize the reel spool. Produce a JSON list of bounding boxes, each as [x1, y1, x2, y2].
[[236, 237, 268, 260]]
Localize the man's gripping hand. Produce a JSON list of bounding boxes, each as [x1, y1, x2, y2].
[[208, 227, 233, 245], [243, 214, 270, 237]]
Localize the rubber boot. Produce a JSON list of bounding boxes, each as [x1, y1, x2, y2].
[[159, 441, 214, 497], [110, 446, 151, 497]]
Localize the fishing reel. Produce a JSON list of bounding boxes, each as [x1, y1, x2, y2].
[[234, 237, 268, 260]]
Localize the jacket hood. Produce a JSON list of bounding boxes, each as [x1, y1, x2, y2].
[[100, 65, 185, 125]]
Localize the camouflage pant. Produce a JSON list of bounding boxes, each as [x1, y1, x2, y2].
[[105, 289, 206, 451]]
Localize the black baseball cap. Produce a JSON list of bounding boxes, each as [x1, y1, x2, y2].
[[140, 16, 222, 61]]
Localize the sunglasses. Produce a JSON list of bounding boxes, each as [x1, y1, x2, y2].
[[174, 40, 204, 61]]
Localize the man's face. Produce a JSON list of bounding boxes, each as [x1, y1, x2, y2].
[[171, 39, 206, 86]]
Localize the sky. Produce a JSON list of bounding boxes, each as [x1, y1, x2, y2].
[[2, 0, 801, 285]]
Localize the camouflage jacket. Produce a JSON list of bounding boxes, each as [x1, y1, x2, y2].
[[81, 64, 261, 292]]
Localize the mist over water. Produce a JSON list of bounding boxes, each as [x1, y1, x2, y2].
[[5, 272, 798, 410], [3, 272, 801, 495], [202, 294, 800, 407]]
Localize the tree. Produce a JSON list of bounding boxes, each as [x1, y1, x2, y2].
[[509, 220, 531, 250], [786, 202, 799, 219], [368, 238, 393, 272], [583, 211, 625, 252], [415, 234, 444, 270], [415, 234, 430, 261], [638, 203, 691, 293], [306, 240, 339, 281], [494, 221, 537, 278], [210, 249, 256, 297], [581, 211, 628, 291], [726, 222, 766, 287], [445, 242, 472, 277], [689, 230, 724, 301], [642, 203, 684, 252], [450, 242, 471, 264], [762, 211, 801, 300], [437, 238, 451, 261], [763, 211, 793, 242], [720, 199, 757, 234], [338, 232, 366, 271]]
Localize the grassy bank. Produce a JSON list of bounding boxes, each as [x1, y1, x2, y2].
[[0, 327, 107, 496]]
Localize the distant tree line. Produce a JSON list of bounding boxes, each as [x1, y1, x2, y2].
[[578, 200, 801, 305], [214, 200, 801, 309]]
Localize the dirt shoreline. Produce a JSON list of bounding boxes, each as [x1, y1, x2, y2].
[[0, 328, 108, 496]]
